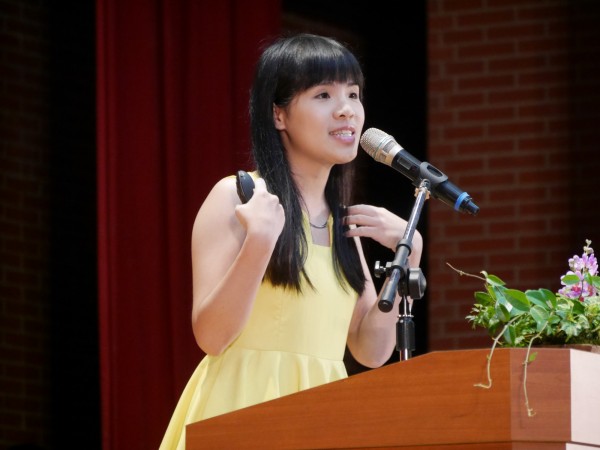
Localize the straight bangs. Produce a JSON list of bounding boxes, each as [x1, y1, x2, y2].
[[274, 39, 364, 106]]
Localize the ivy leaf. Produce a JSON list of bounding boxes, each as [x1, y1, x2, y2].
[[492, 285, 507, 303], [572, 300, 585, 315], [492, 286, 515, 319], [503, 324, 516, 345], [540, 288, 558, 309], [488, 280, 509, 301], [485, 273, 506, 287], [526, 289, 556, 310], [487, 318, 501, 336], [562, 321, 579, 337], [495, 302, 511, 323], [474, 291, 493, 306], [504, 288, 531, 314], [547, 314, 561, 325], [561, 274, 581, 285], [530, 305, 550, 332]]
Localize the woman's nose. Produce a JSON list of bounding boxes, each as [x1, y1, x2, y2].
[[335, 100, 355, 118]]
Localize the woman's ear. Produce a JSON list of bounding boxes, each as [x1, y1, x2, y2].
[[273, 104, 286, 130]]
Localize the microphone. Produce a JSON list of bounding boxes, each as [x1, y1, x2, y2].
[[360, 128, 479, 215]]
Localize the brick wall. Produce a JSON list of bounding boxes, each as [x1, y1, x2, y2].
[[0, 1, 53, 446], [427, 0, 600, 350]]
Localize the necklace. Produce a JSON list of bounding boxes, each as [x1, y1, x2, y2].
[[309, 218, 328, 229]]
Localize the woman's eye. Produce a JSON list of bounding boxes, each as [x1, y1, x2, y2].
[[349, 92, 359, 99], [316, 92, 330, 99]]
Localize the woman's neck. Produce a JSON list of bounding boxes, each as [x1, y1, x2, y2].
[[292, 167, 330, 221]]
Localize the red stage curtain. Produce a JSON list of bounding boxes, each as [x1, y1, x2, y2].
[[96, 1, 280, 449]]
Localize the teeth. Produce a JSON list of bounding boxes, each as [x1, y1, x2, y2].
[[332, 131, 353, 136]]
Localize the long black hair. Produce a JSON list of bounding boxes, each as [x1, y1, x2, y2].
[[250, 33, 366, 295]]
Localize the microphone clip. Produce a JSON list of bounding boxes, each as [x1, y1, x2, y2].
[[374, 258, 426, 305]]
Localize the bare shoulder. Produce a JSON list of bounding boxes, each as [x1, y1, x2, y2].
[[192, 175, 244, 245], [206, 175, 239, 204]]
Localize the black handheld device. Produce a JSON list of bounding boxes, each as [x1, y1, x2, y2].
[[235, 170, 255, 204]]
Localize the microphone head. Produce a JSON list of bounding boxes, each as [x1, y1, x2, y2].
[[360, 128, 401, 165]]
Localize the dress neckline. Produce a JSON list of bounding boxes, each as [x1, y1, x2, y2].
[[303, 213, 331, 248]]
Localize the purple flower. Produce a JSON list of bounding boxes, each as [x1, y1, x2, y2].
[[558, 240, 598, 301]]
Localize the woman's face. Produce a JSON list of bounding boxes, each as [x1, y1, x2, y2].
[[273, 81, 365, 170]]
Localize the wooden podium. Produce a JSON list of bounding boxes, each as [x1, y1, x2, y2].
[[187, 348, 600, 449]]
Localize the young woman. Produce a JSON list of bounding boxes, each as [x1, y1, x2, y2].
[[160, 33, 423, 449]]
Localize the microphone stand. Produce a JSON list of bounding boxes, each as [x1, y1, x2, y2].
[[374, 180, 429, 361]]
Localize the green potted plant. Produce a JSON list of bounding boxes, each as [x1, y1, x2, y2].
[[450, 240, 600, 415]]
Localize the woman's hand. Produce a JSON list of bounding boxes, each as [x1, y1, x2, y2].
[[344, 204, 408, 249], [235, 177, 285, 244], [344, 204, 423, 267]]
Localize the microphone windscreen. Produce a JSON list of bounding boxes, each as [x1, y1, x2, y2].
[[359, 127, 387, 158], [360, 128, 400, 165]]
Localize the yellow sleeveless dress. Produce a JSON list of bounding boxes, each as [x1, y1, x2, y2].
[[159, 215, 357, 450]]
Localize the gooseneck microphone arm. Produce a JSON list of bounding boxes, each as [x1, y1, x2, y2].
[[374, 180, 428, 361]]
